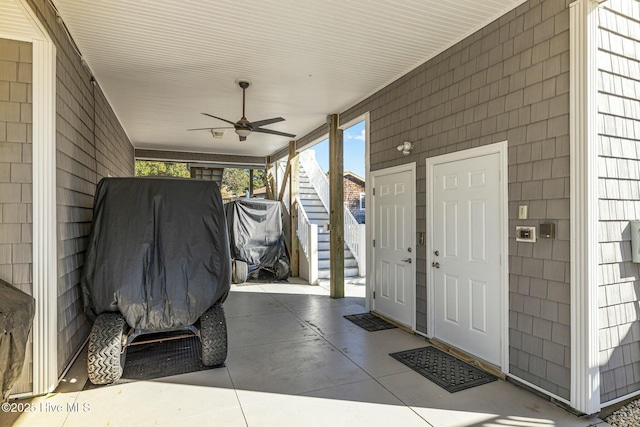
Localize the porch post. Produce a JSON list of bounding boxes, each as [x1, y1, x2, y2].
[[10, 0, 60, 395], [266, 156, 274, 199], [329, 114, 344, 298], [249, 169, 254, 196], [570, 0, 600, 414], [288, 141, 299, 277]]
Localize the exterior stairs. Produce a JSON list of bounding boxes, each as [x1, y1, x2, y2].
[[298, 165, 359, 278]]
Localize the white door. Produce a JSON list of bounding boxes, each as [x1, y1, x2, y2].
[[373, 167, 415, 327], [432, 153, 502, 365]]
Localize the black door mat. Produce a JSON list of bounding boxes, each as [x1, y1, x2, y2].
[[390, 346, 497, 393], [343, 312, 397, 331], [84, 333, 218, 389]]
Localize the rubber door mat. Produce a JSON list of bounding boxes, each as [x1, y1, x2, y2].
[[343, 312, 397, 332], [390, 346, 497, 393], [84, 335, 217, 389]]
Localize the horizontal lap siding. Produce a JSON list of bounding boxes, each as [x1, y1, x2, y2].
[[0, 38, 33, 395], [597, 0, 640, 405]]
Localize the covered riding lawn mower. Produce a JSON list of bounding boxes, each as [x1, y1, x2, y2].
[[225, 198, 290, 284], [81, 178, 231, 385]]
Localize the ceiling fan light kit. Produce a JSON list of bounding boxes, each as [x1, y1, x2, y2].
[[235, 128, 252, 137], [188, 81, 296, 142]]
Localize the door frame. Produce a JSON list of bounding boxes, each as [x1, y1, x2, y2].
[[426, 141, 509, 372], [370, 162, 417, 330]]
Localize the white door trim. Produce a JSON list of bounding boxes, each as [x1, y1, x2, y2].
[[426, 141, 508, 372], [371, 162, 416, 330], [569, 0, 600, 415]]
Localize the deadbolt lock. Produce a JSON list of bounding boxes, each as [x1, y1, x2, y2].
[[434, 250, 439, 256], [408, 247, 412, 253]]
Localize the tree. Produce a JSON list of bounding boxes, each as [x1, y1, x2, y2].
[[252, 170, 265, 188], [135, 161, 190, 178], [222, 168, 248, 196], [221, 168, 266, 196]]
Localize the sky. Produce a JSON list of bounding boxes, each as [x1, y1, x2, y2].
[[310, 120, 365, 178]]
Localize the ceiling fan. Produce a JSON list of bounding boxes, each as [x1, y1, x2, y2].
[[188, 81, 296, 141]]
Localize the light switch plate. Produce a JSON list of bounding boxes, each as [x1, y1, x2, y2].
[[518, 205, 528, 220]]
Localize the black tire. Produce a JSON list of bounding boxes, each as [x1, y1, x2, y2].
[[87, 313, 128, 385], [200, 303, 228, 366], [274, 258, 289, 280], [232, 259, 248, 284]]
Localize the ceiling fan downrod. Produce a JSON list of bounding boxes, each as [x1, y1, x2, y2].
[[239, 81, 250, 120]]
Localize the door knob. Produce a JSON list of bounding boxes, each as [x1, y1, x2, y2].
[[401, 258, 412, 264], [432, 262, 440, 268]]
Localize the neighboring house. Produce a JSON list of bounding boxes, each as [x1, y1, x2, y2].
[[343, 171, 365, 224], [252, 186, 267, 199], [2, 0, 639, 416]]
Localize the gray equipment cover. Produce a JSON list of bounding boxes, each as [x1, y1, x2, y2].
[[0, 279, 35, 402], [82, 178, 231, 331], [225, 198, 289, 270]]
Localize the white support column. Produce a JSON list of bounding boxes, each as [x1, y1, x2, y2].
[[11, 0, 59, 396], [31, 37, 58, 397], [570, 0, 600, 415]]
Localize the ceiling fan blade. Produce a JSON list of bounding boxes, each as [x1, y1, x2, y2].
[[249, 117, 285, 128], [253, 128, 296, 138], [187, 126, 235, 131], [201, 113, 238, 126]]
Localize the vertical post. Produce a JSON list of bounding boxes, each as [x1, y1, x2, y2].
[[329, 114, 344, 298], [249, 169, 254, 197], [289, 141, 299, 277], [309, 223, 318, 285], [357, 223, 366, 276], [570, 0, 600, 414], [31, 37, 58, 396], [266, 157, 274, 200]]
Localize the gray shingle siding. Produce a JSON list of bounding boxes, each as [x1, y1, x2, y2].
[[298, 0, 572, 399], [596, 0, 640, 405], [0, 38, 33, 395], [23, 0, 135, 379]]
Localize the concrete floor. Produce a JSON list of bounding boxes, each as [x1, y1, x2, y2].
[[2, 278, 609, 427]]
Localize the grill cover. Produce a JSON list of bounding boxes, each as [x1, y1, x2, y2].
[[224, 198, 289, 271], [0, 279, 35, 401]]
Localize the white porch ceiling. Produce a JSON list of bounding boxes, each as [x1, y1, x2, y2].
[[50, 0, 525, 158]]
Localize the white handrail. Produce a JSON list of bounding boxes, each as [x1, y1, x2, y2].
[[298, 150, 362, 265], [343, 208, 361, 264], [299, 150, 330, 212], [297, 200, 311, 258], [295, 197, 318, 284]]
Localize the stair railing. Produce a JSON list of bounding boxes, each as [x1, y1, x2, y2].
[[298, 150, 362, 270], [296, 197, 318, 284], [299, 150, 329, 212]]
